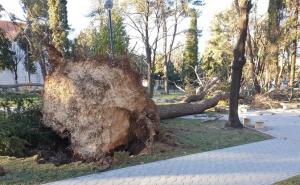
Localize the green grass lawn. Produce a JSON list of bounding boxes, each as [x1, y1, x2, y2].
[[154, 92, 184, 99], [152, 92, 184, 105], [0, 118, 272, 185], [275, 175, 300, 185]]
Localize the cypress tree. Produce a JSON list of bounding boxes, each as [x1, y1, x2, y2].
[[48, 0, 69, 56], [182, 9, 199, 84]]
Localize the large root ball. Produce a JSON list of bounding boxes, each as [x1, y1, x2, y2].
[[43, 57, 159, 161]]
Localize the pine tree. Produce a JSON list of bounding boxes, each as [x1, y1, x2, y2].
[[93, 12, 129, 56], [48, 0, 69, 56], [202, 7, 238, 80], [75, 8, 129, 58], [182, 9, 199, 85], [21, 0, 49, 79]]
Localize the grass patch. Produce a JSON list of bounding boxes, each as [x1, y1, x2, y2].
[[275, 175, 300, 185], [111, 118, 272, 168], [0, 118, 272, 184], [153, 92, 184, 105], [154, 92, 184, 99], [0, 156, 99, 185]]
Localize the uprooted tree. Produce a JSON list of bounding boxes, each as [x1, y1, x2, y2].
[[43, 47, 160, 161], [42, 44, 229, 162]]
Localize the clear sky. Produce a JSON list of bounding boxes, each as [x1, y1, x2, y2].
[[0, 0, 269, 53]]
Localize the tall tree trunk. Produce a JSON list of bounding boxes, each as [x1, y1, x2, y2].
[[268, 0, 282, 89], [28, 72, 31, 84], [145, 44, 154, 97], [247, 31, 261, 94], [14, 70, 18, 85], [227, 0, 252, 128], [144, 4, 154, 98], [14, 69, 19, 92], [289, 0, 298, 87], [265, 62, 272, 91], [162, 6, 169, 94], [166, 1, 180, 95], [278, 60, 287, 88], [147, 62, 154, 98], [39, 46, 47, 80], [275, 61, 281, 88], [290, 41, 297, 87], [26, 45, 31, 84]]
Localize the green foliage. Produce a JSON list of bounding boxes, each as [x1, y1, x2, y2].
[[0, 29, 13, 70], [18, 36, 37, 75], [75, 10, 129, 58], [202, 6, 238, 80], [48, 0, 69, 56], [0, 92, 41, 113], [93, 12, 129, 56], [182, 9, 199, 84], [0, 92, 58, 157], [155, 55, 180, 82], [0, 116, 29, 156], [21, 0, 49, 62]]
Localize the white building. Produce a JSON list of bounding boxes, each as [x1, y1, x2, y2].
[[0, 20, 44, 85]]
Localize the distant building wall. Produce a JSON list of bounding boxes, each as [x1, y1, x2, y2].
[[0, 42, 44, 85]]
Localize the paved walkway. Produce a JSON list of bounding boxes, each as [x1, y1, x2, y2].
[[47, 109, 300, 185]]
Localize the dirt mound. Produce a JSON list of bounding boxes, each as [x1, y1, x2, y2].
[[43, 52, 159, 161]]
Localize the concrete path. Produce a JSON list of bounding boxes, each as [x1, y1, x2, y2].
[[46, 109, 300, 185]]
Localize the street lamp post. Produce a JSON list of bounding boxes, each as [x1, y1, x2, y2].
[[104, 0, 114, 59]]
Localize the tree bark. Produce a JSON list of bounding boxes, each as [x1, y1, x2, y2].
[[290, 41, 297, 87], [268, 0, 282, 89], [162, 3, 169, 95], [247, 32, 261, 94], [227, 0, 252, 128], [13, 68, 19, 92], [182, 93, 205, 103], [39, 46, 47, 80], [289, 0, 298, 87], [145, 31, 154, 97], [158, 92, 229, 119]]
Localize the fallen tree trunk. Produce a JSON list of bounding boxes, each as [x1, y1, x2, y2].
[[43, 46, 159, 161], [182, 77, 220, 103], [182, 93, 205, 103], [158, 92, 229, 119]]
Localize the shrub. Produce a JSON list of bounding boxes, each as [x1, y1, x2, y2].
[[0, 91, 61, 156]]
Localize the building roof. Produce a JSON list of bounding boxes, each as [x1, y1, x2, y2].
[[0, 20, 24, 40]]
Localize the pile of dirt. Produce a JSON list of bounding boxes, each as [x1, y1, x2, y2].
[[43, 49, 159, 162]]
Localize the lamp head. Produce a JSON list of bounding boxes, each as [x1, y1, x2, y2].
[[104, 0, 113, 9]]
